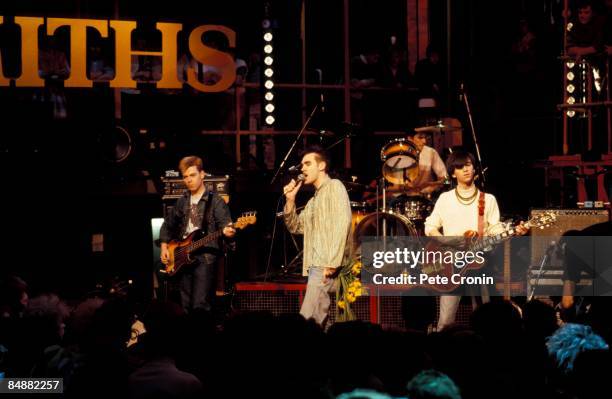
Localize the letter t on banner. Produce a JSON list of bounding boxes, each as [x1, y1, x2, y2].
[[47, 18, 109, 87]]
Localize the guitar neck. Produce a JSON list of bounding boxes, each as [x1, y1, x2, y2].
[[469, 223, 528, 252], [189, 230, 224, 253], [183, 213, 256, 255]]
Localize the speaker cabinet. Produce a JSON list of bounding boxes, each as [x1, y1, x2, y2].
[[530, 209, 609, 266]]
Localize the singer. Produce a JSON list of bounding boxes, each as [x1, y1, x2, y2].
[[282, 145, 352, 326]]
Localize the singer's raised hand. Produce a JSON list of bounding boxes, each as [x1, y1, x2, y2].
[[283, 178, 303, 201]]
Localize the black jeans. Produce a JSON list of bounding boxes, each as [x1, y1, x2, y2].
[[179, 254, 217, 312]]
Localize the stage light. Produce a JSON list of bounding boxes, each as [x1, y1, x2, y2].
[[567, 96, 575, 104], [566, 84, 575, 93], [594, 67, 602, 92], [567, 72, 575, 81], [566, 61, 575, 69], [566, 110, 576, 117], [566, 22, 573, 31], [262, 10, 275, 129]]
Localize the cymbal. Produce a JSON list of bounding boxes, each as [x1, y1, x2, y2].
[[341, 180, 376, 192], [414, 124, 462, 134], [305, 128, 336, 137]]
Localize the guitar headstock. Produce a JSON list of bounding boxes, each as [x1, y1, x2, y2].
[[526, 211, 557, 229], [234, 211, 257, 230]]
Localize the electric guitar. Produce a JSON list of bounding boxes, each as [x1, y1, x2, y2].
[[162, 211, 257, 276], [419, 211, 557, 292]]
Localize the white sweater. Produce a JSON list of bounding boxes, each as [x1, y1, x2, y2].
[[424, 189, 501, 236]]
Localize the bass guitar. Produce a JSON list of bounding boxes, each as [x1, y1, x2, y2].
[[162, 211, 257, 276]]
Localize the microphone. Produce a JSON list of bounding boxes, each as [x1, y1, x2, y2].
[[288, 163, 301, 173], [280, 174, 305, 204]]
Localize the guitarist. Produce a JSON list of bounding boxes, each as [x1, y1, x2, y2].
[[424, 150, 528, 330], [159, 155, 235, 312]]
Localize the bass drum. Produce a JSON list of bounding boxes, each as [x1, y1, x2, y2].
[[352, 211, 421, 255]]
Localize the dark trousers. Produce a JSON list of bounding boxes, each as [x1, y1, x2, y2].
[[179, 254, 217, 312]]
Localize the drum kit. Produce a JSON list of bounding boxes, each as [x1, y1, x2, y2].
[[344, 125, 457, 246]]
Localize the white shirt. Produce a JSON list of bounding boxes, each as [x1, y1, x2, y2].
[[385, 145, 447, 194], [424, 189, 501, 236], [413, 145, 447, 187], [185, 191, 205, 236]]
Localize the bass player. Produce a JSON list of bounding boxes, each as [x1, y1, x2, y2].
[[159, 155, 235, 313]]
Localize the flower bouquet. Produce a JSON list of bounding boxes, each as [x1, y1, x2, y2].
[[335, 257, 364, 322]]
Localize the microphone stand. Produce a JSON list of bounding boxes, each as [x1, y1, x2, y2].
[[270, 103, 319, 185], [460, 83, 486, 188], [528, 252, 549, 302], [326, 131, 354, 151], [266, 101, 322, 281]]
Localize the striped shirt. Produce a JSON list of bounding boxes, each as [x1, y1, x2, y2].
[[284, 178, 352, 276]]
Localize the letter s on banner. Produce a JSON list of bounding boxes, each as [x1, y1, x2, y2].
[[187, 25, 236, 92]]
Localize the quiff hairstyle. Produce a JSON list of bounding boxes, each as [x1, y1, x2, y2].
[[178, 156, 204, 174]]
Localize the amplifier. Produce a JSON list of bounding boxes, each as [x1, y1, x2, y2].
[[530, 209, 609, 266], [527, 269, 594, 296], [232, 283, 473, 329], [161, 172, 230, 203]]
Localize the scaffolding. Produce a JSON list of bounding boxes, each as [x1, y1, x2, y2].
[[559, 0, 612, 155], [198, 0, 431, 169]]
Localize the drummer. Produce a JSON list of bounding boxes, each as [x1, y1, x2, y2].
[[402, 130, 448, 195], [364, 130, 448, 202]]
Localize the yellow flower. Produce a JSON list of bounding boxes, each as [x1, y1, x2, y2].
[[354, 288, 362, 297], [337, 300, 346, 309], [352, 280, 362, 289], [346, 293, 356, 303]]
